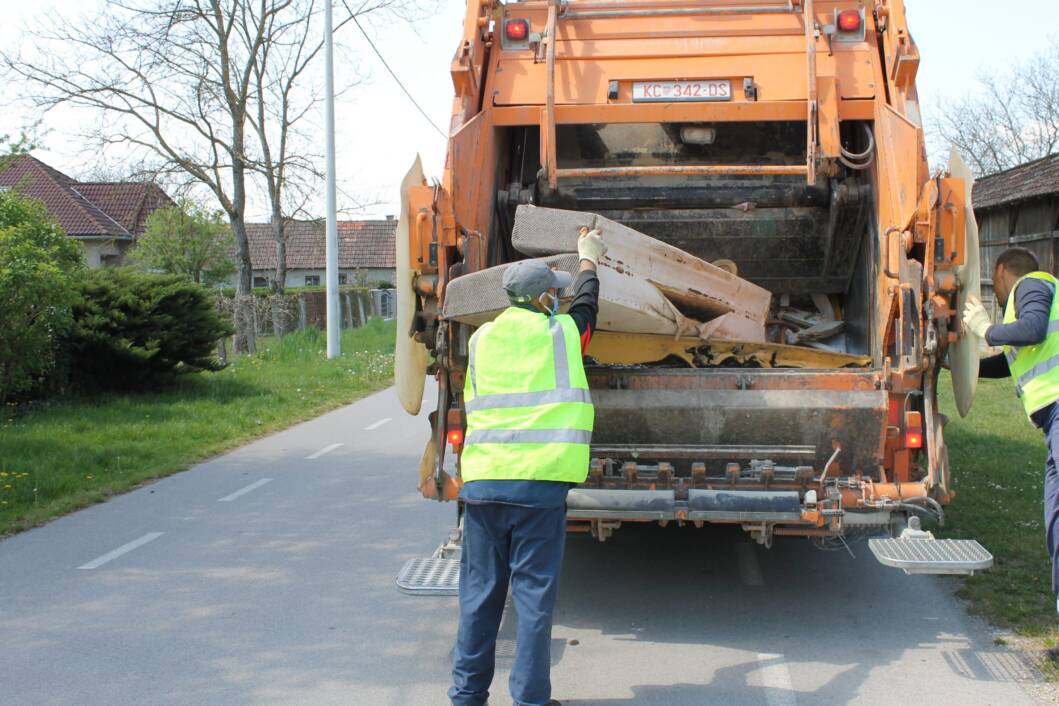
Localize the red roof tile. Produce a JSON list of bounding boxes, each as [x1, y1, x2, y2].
[[973, 153, 1059, 211], [0, 155, 173, 239], [246, 219, 396, 270], [77, 182, 174, 235]]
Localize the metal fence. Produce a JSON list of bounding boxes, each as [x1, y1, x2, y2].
[[370, 288, 396, 320]]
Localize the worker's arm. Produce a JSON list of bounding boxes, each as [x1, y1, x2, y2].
[[567, 228, 604, 352], [984, 279, 1053, 347], [567, 266, 600, 352]]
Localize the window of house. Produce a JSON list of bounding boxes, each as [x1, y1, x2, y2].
[[253, 276, 269, 288], [304, 274, 321, 287], [338, 273, 348, 285]]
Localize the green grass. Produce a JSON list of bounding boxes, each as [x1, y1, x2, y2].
[[0, 319, 396, 536], [937, 371, 1059, 653]]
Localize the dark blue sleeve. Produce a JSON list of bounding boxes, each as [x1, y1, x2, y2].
[[566, 270, 599, 338], [985, 279, 1053, 347], [978, 353, 1010, 379]]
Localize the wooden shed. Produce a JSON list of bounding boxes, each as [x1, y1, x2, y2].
[[974, 153, 1059, 313]]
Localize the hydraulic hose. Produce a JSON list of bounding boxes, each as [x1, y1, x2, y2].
[[839, 123, 876, 171]]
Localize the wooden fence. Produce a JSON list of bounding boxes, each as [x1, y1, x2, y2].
[[976, 194, 1059, 316]]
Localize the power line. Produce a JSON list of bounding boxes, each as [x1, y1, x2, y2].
[[346, 11, 448, 140]]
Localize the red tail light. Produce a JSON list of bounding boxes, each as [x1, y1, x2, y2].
[[837, 9, 862, 32], [505, 19, 529, 41], [447, 428, 464, 449], [905, 411, 923, 449]]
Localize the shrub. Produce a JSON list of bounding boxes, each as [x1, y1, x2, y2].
[[68, 269, 234, 390], [0, 190, 83, 403]]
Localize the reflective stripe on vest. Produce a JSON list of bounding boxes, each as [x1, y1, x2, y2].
[[465, 388, 592, 412], [1017, 354, 1059, 390], [460, 307, 593, 484], [465, 428, 593, 445], [1002, 272, 1059, 416]]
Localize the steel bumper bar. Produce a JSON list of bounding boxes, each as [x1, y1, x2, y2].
[[567, 489, 676, 520], [566, 488, 805, 523], [687, 489, 802, 522]]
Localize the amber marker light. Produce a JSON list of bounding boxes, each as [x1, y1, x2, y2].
[[905, 411, 924, 449]]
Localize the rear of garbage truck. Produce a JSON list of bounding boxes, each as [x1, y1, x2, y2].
[[394, 0, 993, 585]]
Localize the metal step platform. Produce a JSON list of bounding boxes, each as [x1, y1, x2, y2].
[[869, 536, 993, 575], [396, 529, 462, 596], [396, 556, 460, 595]]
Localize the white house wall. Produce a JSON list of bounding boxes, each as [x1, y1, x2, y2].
[[81, 240, 128, 269], [238, 268, 396, 288]]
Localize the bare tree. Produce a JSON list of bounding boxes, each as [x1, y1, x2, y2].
[[247, 0, 402, 335], [930, 42, 1059, 176], [247, 0, 346, 335], [74, 156, 169, 185], [1, 1, 308, 352]]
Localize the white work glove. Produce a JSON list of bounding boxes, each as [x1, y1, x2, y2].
[[962, 295, 992, 340], [577, 228, 607, 266]]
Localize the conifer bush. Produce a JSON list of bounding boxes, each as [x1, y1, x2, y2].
[[68, 269, 234, 390]]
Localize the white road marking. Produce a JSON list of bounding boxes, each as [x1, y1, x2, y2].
[[737, 542, 765, 587], [218, 478, 273, 502], [757, 653, 798, 706], [78, 532, 164, 570], [364, 417, 392, 431], [306, 442, 343, 460]]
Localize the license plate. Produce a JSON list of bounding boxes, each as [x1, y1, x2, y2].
[[632, 80, 732, 103]]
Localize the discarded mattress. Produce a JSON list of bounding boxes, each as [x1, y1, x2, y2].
[[441, 206, 771, 342]]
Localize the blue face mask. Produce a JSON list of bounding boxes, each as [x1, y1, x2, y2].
[[538, 291, 559, 317]]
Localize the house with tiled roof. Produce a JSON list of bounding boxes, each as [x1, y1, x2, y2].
[[243, 217, 397, 288], [0, 154, 174, 267], [974, 153, 1059, 310]]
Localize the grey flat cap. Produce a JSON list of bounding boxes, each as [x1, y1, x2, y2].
[[502, 259, 572, 301]]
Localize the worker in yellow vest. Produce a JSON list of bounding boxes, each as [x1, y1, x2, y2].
[[449, 229, 605, 706], [964, 247, 1059, 658]]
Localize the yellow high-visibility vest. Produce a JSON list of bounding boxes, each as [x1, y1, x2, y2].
[[1003, 271, 1059, 418], [460, 307, 594, 483]]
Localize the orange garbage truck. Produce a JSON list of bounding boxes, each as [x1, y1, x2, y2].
[[394, 0, 991, 591]]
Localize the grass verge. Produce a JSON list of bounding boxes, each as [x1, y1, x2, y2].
[[0, 319, 396, 536], [937, 372, 1059, 664]]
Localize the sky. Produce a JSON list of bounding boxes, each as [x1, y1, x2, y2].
[[0, 0, 1055, 220]]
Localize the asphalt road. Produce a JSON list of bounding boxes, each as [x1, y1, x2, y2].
[[0, 385, 1048, 705]]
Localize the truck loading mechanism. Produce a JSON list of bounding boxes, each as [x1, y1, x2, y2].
[[394, 0, 993, 595]]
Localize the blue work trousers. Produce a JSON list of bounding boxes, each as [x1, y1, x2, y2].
[[1042, 403, 1059, 605], [449, 502, 566, 706]]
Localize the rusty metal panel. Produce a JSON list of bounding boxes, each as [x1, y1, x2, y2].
[[449, 112, 497, 239], [875, 104, 920, 232], [587, 368, 887, 475], [816, 76, 841, 158]]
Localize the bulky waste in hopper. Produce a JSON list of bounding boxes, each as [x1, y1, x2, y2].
[[443, 205, 772, 343]]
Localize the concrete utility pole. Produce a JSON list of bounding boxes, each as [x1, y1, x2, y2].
[[324, 0, 340, 359]]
